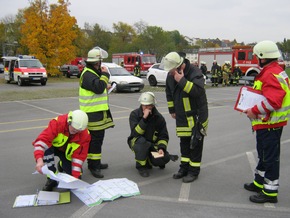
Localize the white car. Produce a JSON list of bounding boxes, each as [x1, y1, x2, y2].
[[146, 63, 168, 86], [102, 62, 144, 92]]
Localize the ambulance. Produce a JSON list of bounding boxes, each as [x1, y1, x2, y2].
[[2, 55, 48, 86]]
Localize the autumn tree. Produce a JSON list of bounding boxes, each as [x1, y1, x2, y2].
[[21, 0, 78, 76]]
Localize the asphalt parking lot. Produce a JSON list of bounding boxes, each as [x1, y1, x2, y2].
[[1, 84, 290, 218]]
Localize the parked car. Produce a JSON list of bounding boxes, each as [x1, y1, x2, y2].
[[59, 64, 81, 78], [101, 62, 144, 92], [0, 63, 4, 73], [146, 63, 168, 86]]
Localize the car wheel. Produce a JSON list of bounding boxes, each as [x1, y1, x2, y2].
[[41, 81, 47, 86], [17, 77, 24, 86], [148, 75, 157, 86]]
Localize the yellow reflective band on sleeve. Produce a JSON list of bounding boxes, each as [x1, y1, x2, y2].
[[135, 124, 145, 135], [100, 75, 109, 83], [157, 140, 168, 147], [167, 101, 174, 108], [183, 81, 193, 93], [72, 166, 82, 172]]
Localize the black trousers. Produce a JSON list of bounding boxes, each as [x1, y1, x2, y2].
[[87, 129, 105, 169]]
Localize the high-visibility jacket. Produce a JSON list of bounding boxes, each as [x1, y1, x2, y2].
[[79, 66, 114, 131], [128, 106, 169, 151], [166, 59, 209, 137], [251, 61, 290, 130], [32, 114, 90, 178]]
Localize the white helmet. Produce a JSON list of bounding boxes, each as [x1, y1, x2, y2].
[[253, 40, 280, 59], [86, 46, 108, 62], [163, 52, 184, 71], [68, 110, 88, 131], [138, 92, 157, 105]]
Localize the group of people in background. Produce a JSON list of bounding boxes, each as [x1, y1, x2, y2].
[[32, 40, 290, 204]]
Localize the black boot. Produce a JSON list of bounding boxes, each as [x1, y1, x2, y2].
[[42, 178, 58, 191], [138, 167, 149, 177], [100, 163, 109, 169], [182, 174, 198, 183], [249, 192, 278, 203], [89, 167, 104, 178], [244, 183, 262, 193], [173, 169, 187, 179]]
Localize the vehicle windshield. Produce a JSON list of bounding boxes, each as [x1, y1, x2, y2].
[[142, 56, 156, 64], [109, 67, 131, 76], [19, 59, 43, 68]]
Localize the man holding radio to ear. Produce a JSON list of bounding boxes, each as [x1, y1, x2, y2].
[[163, 52, 209, 183], [33, 110, 90, 191]]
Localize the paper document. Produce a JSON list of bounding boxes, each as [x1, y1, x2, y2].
[[108, 83, 117, 94], [151, 151, 164, 159], [234, 86, 266, 112], [72, 178, 140, 207], [13, 192, 70, 208], [39, 165, 90, 189]]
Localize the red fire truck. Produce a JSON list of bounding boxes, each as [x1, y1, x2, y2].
[[112, 52, 156, 76], [198, 45, 285, 78]]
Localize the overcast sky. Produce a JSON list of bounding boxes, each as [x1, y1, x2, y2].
[[1, 0, 290, 44]]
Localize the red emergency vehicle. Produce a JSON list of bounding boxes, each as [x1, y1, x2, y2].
[[198, 45, 285, 78], [70, 57, 85, 72], [112, 52, 156, 76]]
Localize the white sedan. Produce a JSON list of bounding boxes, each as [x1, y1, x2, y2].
[[146, 63, 168, 86], [102, 62, 144, 92]]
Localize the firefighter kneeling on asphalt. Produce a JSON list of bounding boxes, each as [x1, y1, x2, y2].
[[127, 92, 178, 177]]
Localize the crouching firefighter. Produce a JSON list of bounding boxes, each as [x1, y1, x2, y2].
[[33, 110, 90, 191], [127, 92, 178, 177]]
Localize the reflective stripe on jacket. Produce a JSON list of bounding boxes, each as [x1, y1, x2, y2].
[[251, 62, 290, 130]]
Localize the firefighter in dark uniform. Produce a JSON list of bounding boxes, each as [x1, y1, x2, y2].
[[127, 92, 178, 177], [232, 64, 242, 86], [211, 60, 220, 87], [163, 52, 209, 183], [133, 61, 141, 77], [79, 47, 115, 178]]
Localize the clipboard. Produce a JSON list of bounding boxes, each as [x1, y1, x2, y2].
[[234, 86, 266, 112]]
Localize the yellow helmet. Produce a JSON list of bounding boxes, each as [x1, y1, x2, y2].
[[253, 40, 280, 59], [163, 52, 184, 71], [69, 110, 88, 131], [138, 92, 157, 105]]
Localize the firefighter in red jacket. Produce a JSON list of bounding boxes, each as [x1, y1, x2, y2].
[[243, 40, 290, 203], [33, 110, 90, 191]]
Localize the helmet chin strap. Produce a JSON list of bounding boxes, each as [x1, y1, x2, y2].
[[259, 58, 276, 68]]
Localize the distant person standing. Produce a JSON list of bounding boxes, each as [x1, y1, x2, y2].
[[163, 52, 209, 183], [79, 47, 115, 178], [210, 60, 220, 87], [243, 40, 290, 203], [133, 61, 141, 77], [200, 61, 207, 79]]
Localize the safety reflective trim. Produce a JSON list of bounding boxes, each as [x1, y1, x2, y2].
[[253, 180, 263, 189], [35, 140, 49, 150], [88, 122, 114, 131], [176, 127, 192, 132], [87, 153, 101, 160], [255, 169, 265, 177], [72, 166, 82, 172], [265, 178, 279, 185], [183, 81, 193, 93], [135, 124, 145, 135], [34, 147, 45, 152], [189, 161, 201, 167], [72, 158, 84, 166], [183, 98, 191, 112], [136, 159, 146, 166], [79, 92, 107, 100], [187, 116, 194, 129], [263, 99, 274, 112], [177, 132, 192, 137], [181, 157, 190, 163], [157, 140, 168, 146], [202, 119, 209, 129], [262, 190, 278, 197], [100, 75, 109, 83], [274, 74, 288, 87], [167, 101, 174, 108], [43, 154, 54, 160], [264, 184, 279, 191], [46, 162, 55, 167]]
